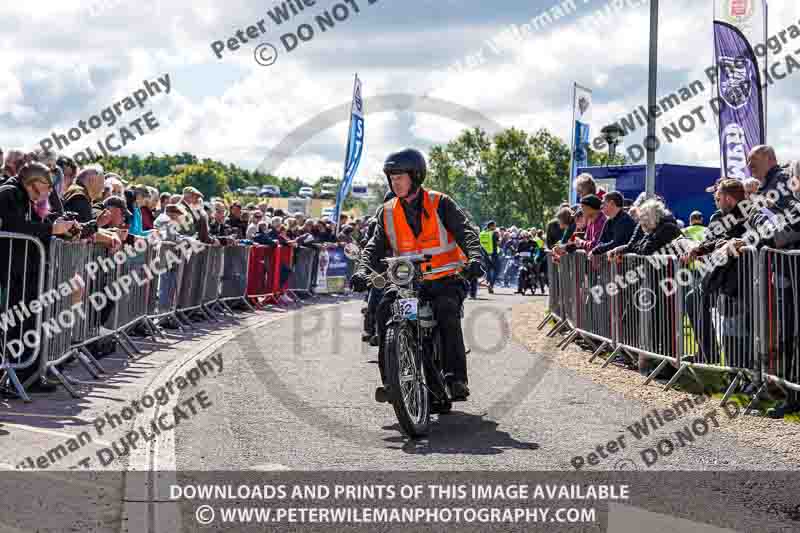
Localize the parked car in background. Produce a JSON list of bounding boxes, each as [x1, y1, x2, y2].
[[320, 183, 338, 198], [242, 186, 260, 196], [259, 185, 281, 197], [298, 186, 313, 198]]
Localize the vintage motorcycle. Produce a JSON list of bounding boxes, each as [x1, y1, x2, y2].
[[345, 244, 453, 438]]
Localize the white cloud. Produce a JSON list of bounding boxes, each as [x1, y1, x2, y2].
[[1, 0, 798, 180]]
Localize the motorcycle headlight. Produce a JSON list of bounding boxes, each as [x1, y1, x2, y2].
[[388, 260, 415, 286]]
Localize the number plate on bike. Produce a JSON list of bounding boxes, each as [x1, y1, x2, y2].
[[519, 252, 531, 257], [398, 298, 419, 320]]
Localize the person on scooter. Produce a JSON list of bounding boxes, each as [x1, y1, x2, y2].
[[350, 148, 484, 402]]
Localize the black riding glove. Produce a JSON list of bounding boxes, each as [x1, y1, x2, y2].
[[464, 260, 485, 280], [350, 272, 369, 292]]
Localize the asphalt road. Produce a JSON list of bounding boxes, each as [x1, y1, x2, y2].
[[175, 291, 791, 471]]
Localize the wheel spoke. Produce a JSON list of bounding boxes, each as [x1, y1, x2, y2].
[[394, 324, 428, 425]]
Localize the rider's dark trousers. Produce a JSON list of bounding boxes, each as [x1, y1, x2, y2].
[[376, 276, 468, 384]]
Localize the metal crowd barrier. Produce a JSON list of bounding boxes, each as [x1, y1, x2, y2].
[[176, 243, 212, 321], [572, 252, 616, 353], [218, 244, 255, 313], [287, 246, 319, 302], [246, 245, 277, 308], [38, 240, 107, 398], [200, 245, 226, 319], [549, 246, 770, 403], [1, 231, 324, 403], [680, 247, 761, 402], [148, 240, 188, 332], [0, 232, 46, 402], [537, 253, 561, 331], [548, 252, 578, 339], [608, 253, 685, 387], [755, 247, 800, 407], [276, 246, 301, 306]]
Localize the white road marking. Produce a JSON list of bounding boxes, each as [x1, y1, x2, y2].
[[251, 463, 291, 471], [0, 422, 112, 447], [122, 303, 347, 532], [0, 412, 90, 421]]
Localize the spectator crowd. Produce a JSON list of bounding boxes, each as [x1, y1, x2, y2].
[[0, 148, 375, 254], [538, 145, 800, 419], [3, 145, 800, 418], [0, 148, 374, 392]]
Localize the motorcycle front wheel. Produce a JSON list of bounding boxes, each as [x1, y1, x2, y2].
[[384, 321, 430, 438]]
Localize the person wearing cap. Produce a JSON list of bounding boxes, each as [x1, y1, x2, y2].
[[98, 195, 132, 228], [0, 162, 79, 240], [284, 216, 300, 239], [573, 194, 606, 252], [337, 223, 355, 244], [82, 195, 127, 251], [180, 186, 215, 244], [313, 217, 336, 243], [590, 191, 636, 256], [683, 211, 706, 242]]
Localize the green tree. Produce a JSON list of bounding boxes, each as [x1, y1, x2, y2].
[[173, 163, 227, 198], [427, 127, 570, 229], [587, 147, 627, 167]]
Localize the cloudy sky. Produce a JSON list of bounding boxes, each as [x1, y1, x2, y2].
[[1, 0, 798, 185]]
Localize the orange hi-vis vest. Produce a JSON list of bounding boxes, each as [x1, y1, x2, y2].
[[383, 190, 467, 280]]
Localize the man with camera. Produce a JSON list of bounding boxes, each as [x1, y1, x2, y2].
[[0, 162, 80, 390]]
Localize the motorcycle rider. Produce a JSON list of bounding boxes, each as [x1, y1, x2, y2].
[[350, 148, 484, 402]]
